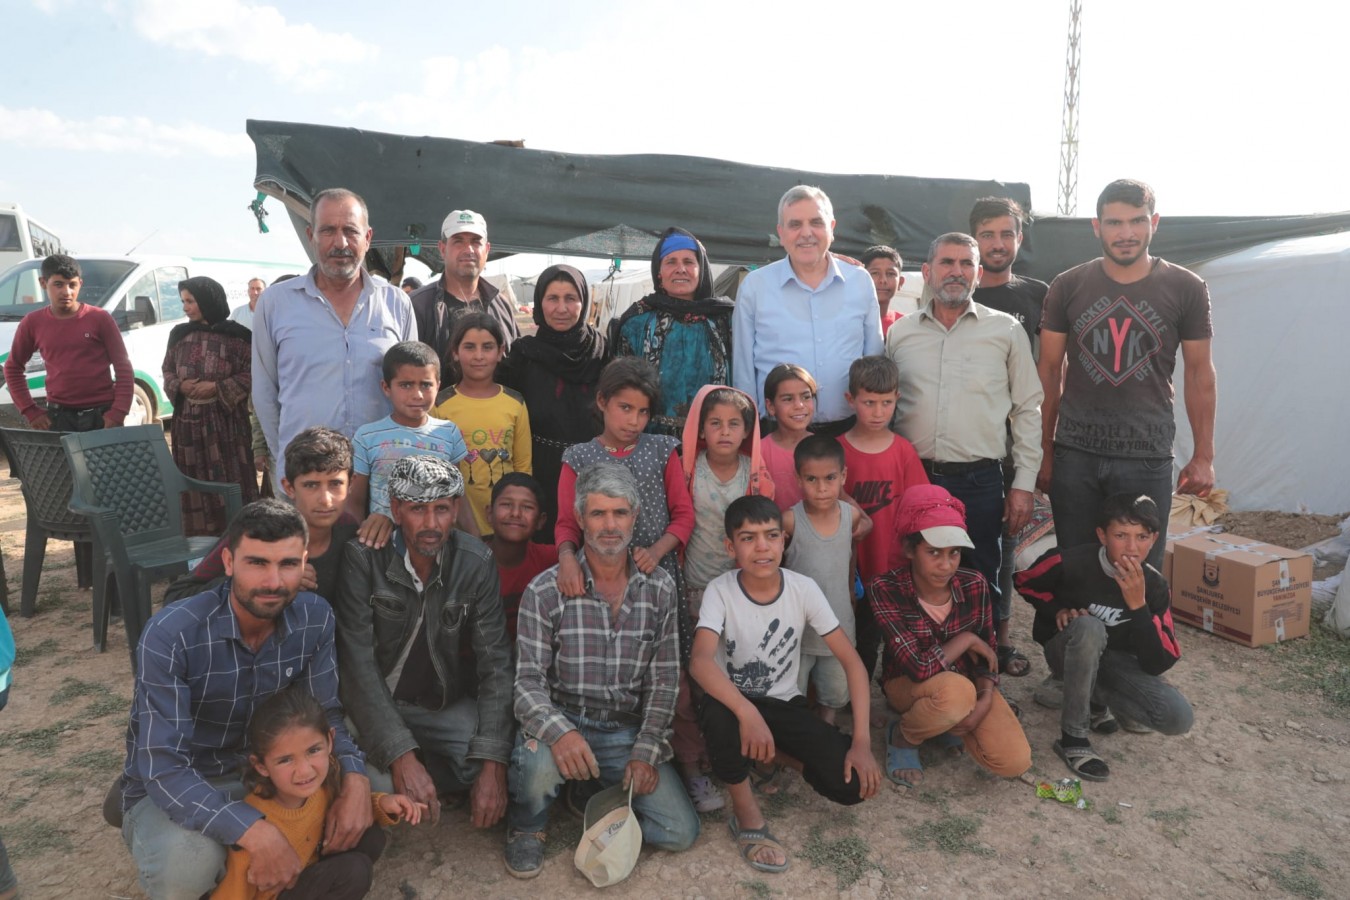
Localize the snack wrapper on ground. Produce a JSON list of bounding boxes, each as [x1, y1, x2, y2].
[[1036, 778, 1090, 809]]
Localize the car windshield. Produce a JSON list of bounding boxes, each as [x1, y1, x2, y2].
[[0, 259, 138, 320]]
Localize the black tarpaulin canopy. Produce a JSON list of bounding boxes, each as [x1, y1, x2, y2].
[[248, 119, 1350, 282]]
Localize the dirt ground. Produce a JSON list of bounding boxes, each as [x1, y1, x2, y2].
[[2, 468, 1348, 899]]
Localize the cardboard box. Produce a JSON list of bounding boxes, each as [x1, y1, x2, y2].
[[1170, 534, 1312, 647]]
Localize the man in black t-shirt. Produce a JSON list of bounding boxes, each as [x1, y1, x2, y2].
[[969, 197, 1048, 354], [967, 197, 1050, 676]]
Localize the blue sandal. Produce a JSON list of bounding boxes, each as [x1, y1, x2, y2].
[[886, 721, 924, 787]]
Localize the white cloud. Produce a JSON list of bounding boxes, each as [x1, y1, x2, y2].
[[0, 106, 253, 158], [128, 0, 378, 90]]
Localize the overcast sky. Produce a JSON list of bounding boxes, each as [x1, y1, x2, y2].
[[5, 0, 1345, 268]]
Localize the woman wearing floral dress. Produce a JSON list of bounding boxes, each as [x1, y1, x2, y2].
[[161, 276, 257, 535]]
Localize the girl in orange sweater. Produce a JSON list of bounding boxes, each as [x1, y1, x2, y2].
[[212, 689, 424, 900]]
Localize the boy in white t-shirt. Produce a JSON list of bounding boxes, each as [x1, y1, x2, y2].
[[690, 496, 881, 875]]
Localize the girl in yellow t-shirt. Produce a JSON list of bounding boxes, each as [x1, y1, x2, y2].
[[433, 312, 533, 534]]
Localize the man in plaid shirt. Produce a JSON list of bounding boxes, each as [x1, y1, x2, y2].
[[504, 463, 698, 879], [119, 500, 370, 900]]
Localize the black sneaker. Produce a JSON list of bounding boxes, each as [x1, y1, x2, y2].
[[504, 830, 546, 879]]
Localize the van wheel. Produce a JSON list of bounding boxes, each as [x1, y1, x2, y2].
[[126, 383, 158, 427]]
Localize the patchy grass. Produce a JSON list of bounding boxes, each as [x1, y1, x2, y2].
[[905, 814, 994, 858], [740, 879, 777, 899], [1146, 806, 1198, 846], [542, 815, 584, 859], [802, 825, 881, 890], [51, 677, 109, 705], [761, 786, 806, 815], [1267, 624, 1350, 710], [5, 819, 74, 857], [0, 720, 77, 753], [84, 693, 130, 719], [13, 637, 59, 667], [1266, 848, 1327, 899], [1101, 805, 1123, 825], [71, 748, 124, 774], [18, 766, 85, 788]]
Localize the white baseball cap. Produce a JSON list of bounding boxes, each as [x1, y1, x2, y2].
[[574, 782, 642, 887], [441, 209, 487, 239]]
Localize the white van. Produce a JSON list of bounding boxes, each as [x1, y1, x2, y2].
[[0, 255, 304, 425], [0, 203, 65, 272]]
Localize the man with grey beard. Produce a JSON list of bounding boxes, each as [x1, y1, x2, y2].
[[334, 455, 513, 832], [253, 187, 415, 490], [885, 233, 1043, 677]]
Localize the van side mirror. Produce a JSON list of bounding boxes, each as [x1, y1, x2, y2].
[[126, 295, 156, 329]]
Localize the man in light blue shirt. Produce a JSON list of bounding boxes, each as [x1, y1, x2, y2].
[[732, 186, 883, 433], [253, 188, 415, 489]]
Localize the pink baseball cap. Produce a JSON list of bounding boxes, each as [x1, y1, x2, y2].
[[896, 484, 974, 549]]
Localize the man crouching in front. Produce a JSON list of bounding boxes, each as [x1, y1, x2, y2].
[[505, 462, 698, 878]]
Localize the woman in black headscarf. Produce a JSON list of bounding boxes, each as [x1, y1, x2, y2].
[[498, 264, 609, 540], [610, 227, 735, 435], [161, 276, 257, 535]]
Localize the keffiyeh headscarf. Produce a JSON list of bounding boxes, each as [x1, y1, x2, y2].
[[388, 455, 464, 502]]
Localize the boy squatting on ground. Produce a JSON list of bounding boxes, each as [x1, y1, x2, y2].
[[690, 495, 882, 874], [1016, 493, 1193, 782], [871, 484, 1032, 787]]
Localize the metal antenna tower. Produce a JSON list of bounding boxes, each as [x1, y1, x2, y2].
[[1057, 0, 1082, 215]]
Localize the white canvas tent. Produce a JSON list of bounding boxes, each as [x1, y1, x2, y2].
[[1174, 231, 1350, 514]]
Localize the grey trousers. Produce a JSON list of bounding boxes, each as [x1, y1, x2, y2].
[[1042, 615, 1193, 740]]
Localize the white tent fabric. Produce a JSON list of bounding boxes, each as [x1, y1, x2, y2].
[[1175, 232, 1350, 514]]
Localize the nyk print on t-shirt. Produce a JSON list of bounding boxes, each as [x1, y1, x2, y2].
[[1045, 258, 1214, 460], [1073, 294, 1165, 387]]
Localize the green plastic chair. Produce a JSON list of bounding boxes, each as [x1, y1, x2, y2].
[[62, 424, 242, 668], [0, 427, 100, 629]]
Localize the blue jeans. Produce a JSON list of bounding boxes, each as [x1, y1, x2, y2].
[[928, 464, 1007, 621], [361, 696, 485, 793], [1043, 616, 1193, 739], [1049, 445, 1172, 570], [507, 713, 699, 851], [122, 776, 245, 900]]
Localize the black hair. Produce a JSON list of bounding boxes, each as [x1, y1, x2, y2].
[[699, 388, 754, 432], [444, 311, 507, 383], [724, 494, 782, 538], [41, 254, 80, 280], [401, 276, 423, 290], [381, 340, 441, 384], [763, 364, 817, 404], [847, 355, 899, 396], [1097, 493, 1161, 534], [968, 197, 1029, 235], [283, 427, 353, 483], [860, 245, 903, 269], [242, 687, 340, 800], [596, 356, 661, 411], [793, 434, 845, 471], [1096, 179, 1156, 217], [225, 499, 309, 554], [490, 471, 547, 509]]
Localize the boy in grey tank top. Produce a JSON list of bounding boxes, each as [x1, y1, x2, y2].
[[783, 436, 869, 724]]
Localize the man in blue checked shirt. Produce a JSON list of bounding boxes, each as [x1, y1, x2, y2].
[[118, 500, 370, 900]]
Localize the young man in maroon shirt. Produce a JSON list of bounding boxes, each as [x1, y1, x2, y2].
[[3, 254, 133, 431]]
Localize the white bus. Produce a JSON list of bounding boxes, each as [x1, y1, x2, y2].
[[0, 255, 303, 425], [0, 203, 65, 272]]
